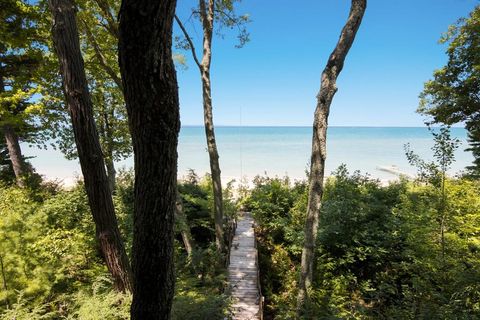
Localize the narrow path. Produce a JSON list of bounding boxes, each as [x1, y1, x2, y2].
[[228, 212, 261, 320]]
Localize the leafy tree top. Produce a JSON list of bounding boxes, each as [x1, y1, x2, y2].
[[0, 0, 46, 144], [418, 6, 480, 177], [419, 6, 480, 125]]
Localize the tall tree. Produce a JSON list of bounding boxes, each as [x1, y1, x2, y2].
[[119, 0, 180, 318], [42, 0, 131, 193], [418, 5, 480, 178], [175, 0, 249, 253], [48, 0, 132, 292], [0, 0, 43, 187], [296, 0, 367, 316], [79, 0, 130, 192], [52, 77, 131, 193]]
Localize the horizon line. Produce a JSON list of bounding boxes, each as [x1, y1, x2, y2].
[[180, 124, 465, 128]]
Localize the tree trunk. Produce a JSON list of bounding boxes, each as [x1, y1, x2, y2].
[[176, 193, 195, 258], [200, 0, 225, 254], [175, 1, 225, 254], [440, 172, 446, 267], [0, 76, 27, 187], [118, 0, 179, 318], [2, 125, 26, 187], [202, 69, 225, 253], [105, 156, 116, 193], [296, 0, 367, 316], [0, 253, 10, 309], [48, 0, 132, 293], [103, 109, 116, 193]]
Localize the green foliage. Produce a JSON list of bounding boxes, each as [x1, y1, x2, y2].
[[0, 184, 104, 311], [178, 171, 237, 246], [0, 174, 231, 318], [242, 176, 306, 318], [211, 0, 251, 48], [112, 169, 135, 253], [245, 175, 307, 255], [1, 296, 57, 320], [312, 167, 408, 318], [172, 276, 228, 320], [243, 167, 480, 319], [68, 277, 131, 320], [1, 166, 477, 319], [0, 0, 47, 153], [391, 178, 480, 319], [405, 126, 460, 186], [177, 172, 237, 285], [175, 0, 251, 65], [39, 0, 131, 177], [179, 175, 214, 246], [418, 5, 480, 177]]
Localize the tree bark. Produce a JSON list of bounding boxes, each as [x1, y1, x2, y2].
[[48, 0, 132, 293], [118, 0, 179, 318], [202, 69, 225, 253], [296, 0, 367, 316], [176, 193, 195, 258], [105, 156, 116, 193], [0, 76, 27, 187], [83, 20, 123, 91], [100, 107, 116, 193], [175, 2, 225, 254], [200, 0, 225, 254], [2, 125, 26, 187], [440, 171, 446, 267], [0, 253, 10, 309]]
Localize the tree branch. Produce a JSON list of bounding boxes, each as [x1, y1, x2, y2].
[[174, 15, 202, 69], [198, 0, 214, 67], [213, 8, 249, 47], [82, 19, 123, 90], [92, 0, 119, 38], [214, 8, 239, 25]]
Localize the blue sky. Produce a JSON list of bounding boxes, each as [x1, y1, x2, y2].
[[174, 0, 478, 127]]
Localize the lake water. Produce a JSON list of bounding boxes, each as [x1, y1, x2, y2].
[[24, 126, 473, 184]]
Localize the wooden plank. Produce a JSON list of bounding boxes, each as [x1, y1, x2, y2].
[[228, 212, 261, 320]]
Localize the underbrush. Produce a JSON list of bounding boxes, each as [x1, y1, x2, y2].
[[242, 166, 480, 319], [0, 171, 234, 319]]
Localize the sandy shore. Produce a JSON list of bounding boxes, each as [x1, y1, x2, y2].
[[47, 164, 413, 191], [51, 174, 404, 191]]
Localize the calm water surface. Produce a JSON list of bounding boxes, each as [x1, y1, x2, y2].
[[24, 126, 473, 183]]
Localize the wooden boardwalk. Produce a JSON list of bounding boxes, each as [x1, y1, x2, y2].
[[228, 212, 262, 320]]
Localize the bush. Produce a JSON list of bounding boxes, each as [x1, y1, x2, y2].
[[0, 170, 232, 318], [242, 167, 480, 319]]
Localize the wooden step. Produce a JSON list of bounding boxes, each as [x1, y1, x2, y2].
[[228, 212, 261, 320]]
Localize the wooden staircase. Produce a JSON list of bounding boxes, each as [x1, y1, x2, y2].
[[228, 212, 262, 320]]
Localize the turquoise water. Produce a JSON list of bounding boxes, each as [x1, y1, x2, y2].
[[24, 126, 473, 183]]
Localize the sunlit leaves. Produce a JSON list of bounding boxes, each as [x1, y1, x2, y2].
[[419, 6, 480, 176]]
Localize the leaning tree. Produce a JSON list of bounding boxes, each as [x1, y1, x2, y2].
[[297, 0, 367, 316], [48, 0, 132, 292]]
